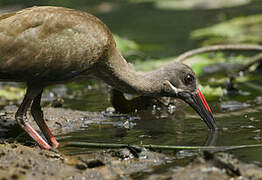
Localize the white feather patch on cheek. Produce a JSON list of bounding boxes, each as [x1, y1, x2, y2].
[[165, 80, 183, 95]]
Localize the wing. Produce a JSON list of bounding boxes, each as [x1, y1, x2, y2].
[[0, 6, 114, 83]]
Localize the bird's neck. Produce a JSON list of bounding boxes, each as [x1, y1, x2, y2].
[[95, 48, 161, 96]]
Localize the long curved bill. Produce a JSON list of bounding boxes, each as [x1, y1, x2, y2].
[[182, 88, 218, 131]]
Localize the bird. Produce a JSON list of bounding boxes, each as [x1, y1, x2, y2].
[[0, 6, 217, 150]]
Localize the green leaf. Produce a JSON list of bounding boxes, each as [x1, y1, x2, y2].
[[198, 85, 224, 100], [0, 86, 25, 100], [114, 34, 140, 55], [191, 14, 262, 45]]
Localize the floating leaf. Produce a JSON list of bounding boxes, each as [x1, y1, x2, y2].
[[191, 14, 262, 45], [198, 85, 224, 100], [134, 57, 174, 72], [114, 34, 140, 55], [129, 0, 250, 10]]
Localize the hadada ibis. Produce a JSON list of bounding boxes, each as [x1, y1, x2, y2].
[[0, 6, 217, 150]]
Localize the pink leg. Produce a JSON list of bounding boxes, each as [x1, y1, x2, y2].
[[31, 90, 59, 148], [15, 86, 52, 149], [23, 122, 51, 149], [15, 85, 58, 150]]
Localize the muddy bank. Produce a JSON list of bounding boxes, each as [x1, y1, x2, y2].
[[1, 142, 262, 180], [0, 107, 171, 179], [0, 142, 171, 179], [0, 107, 111, 139], [0, 107, 262, 179]]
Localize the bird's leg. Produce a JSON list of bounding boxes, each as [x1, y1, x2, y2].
[[31, 90, 59, 148], [15, 86, 51, 149]]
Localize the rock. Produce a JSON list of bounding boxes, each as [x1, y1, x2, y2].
[[143, 152, 262, 179], [254, 96, 262, 105]]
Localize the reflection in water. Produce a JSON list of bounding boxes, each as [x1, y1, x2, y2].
[[205, 131, 218, 146], [59, 105, 219, 147]]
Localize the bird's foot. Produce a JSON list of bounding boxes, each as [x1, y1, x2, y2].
[[50, 136, 59, 148], [23, 122, 52, 150]]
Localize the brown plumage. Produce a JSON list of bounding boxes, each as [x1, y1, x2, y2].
[[0, 6, 216, 150]]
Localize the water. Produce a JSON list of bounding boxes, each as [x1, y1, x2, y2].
[[1, 0, 262, 168], [58, 75, 262, 164]]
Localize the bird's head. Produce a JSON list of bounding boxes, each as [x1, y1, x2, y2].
[[156, 62, 217, 131]]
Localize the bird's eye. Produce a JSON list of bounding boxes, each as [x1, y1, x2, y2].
[[184, 74, 194, 85]]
